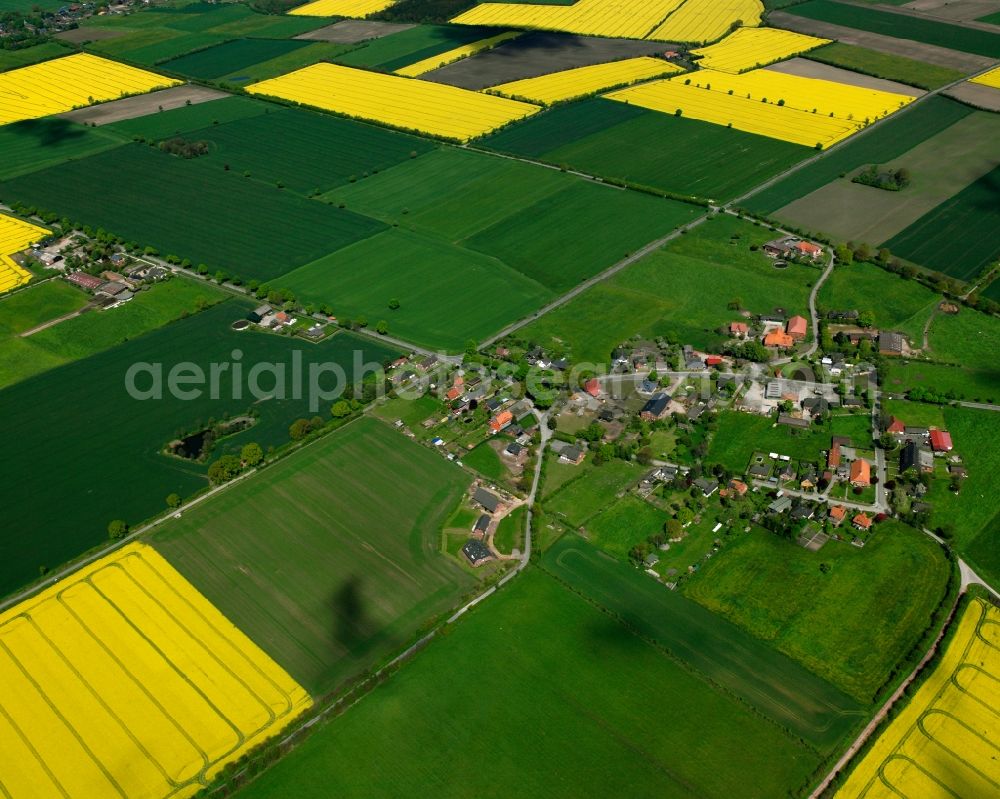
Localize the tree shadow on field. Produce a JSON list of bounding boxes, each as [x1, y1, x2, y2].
[[584, 613, 651, 657], [7, 118, 88, 147], [330, 576, 384, 659]]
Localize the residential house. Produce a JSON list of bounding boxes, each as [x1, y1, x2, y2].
[[790, 504, 814, 521], [462, 539, 493, 567], [929, 429, 953, 452], [829, 505, 847, 526], [828, 441, 841, 469], [748, 463, 771, 480], [900, 441, 933, 474], [884, 416, 905, 435], [705, 355, 723, 367], [640, 392, 671, 421], [853, 513, 873, 532], [488, 410, 514, 434], [763, 330, 794, 349], [793, 240, 823, 259], [728, 479, 748, 496], [560, 445, 585, 465], [473, 514, 491, 536], [802, 397, 829, 417], [786, 315, 808, 340], [473, 487, 503, 514], [730, 322, 750, 338], [849, 459, 871, 487], [504, 442, 524, 460], [638, 378, 658, 395], [583, 378, 601, 398], [644, 553, 660, 568], [694, 478, 718, 497], [769, 496, 793, 513]]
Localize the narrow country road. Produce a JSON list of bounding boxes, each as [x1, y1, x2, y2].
[[805, 253, 836, 358]]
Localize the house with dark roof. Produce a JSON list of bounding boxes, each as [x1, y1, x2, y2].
[[473, 487, 502, 514], [748, 463, 770, 480], [640, 392, 670, 421], [473, 514, 491, 535], [694, 478, 718, 497], [560, 445, 585, 465], [462, 539, 493, 567]]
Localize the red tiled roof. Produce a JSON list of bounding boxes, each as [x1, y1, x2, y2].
[[786, 315, 808, 338], [929, 429, 953, 451], [886, 416, 905, 434], [853, 514, 872, 529], [850, 459, 870, 485], [764, 330, 794, 348], [828, 442, 841, 468]]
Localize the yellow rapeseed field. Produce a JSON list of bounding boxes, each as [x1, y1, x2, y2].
[[606, 67, 912, 148], [394, 31, 521, 77], [970, 64, 1000, 89], [289, 0, 395, 16], [691, 27, 830, 73], [648, 0, 763, 44], [0, 53, 180, 127], [836, 597, 1000, 799], [0, 543, 312, 799], [452, 0, 687, 41], [247, 62, 539, 141], [0, 213, 48, 294], [487, 56, 682, 105]]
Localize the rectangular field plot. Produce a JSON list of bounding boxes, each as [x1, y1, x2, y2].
[[648, 0, 765, 43], [836, 597, 1000, 798], [607, 68, 913, 148], [0, 144, 386, 283], [0, 53, 179, 126], [160, 37, 315, 79], [0, 301, 400, 597], [483, 98, 810, 201], [972, 64, 1000, 88], [333, 24, 502, 71], [0, 543, 311, 799], [247, 62, 539, 141], [153, 418, 475, 696], [691, 27, 830, 73], [234, 569, 821, 799], [486, 56, 681, 104], [883, 165, 1000, 280], [289, 0, 395, 15]]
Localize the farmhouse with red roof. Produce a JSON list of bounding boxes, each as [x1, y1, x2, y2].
[[786, 315, 808, 340], [929, 429, 953, 452]]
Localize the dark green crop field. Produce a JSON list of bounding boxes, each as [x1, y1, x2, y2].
[[334, 24, 497, 71], [234, 569, 823, 799], [0, 144, 386, 282], [0, 301, 399, 597], [743, 97, 972, 214], [543, 534, 864, 751], [0, 119, 127, 181], [160, 38, 314, 79], [787, 0, 1000, 57], [106, 96, 272, 139], [882, 166, 1000, 281], [482, 99, 810, 202], [683, 522, 951, 702], [153, 417, 475, 696]]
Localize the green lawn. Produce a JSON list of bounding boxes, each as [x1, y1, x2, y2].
[[682, 523, 951, 702], [0, 277, 228, 389], [926, 305, 1000, 371], [371, 394, 442, 428], [234, 569, 822, 799], [152, 417, 474, 696], [819, 262, 939, 343], [543, 534, 864, 751], [519, 214, 814, 363], [482, 99, 811, 202], [0, 144, 386, 283], [884, 360, 1000, 404], [883, 166, 1000, 281], [462, 440, 507, 481], [544, 457, 641, 527], [786, 0, 1000, 57], [494, 505, 525, 554], [0, 300, 399, 597], [0, 279, 87, 337], [584, 495, 669, 559], [805, 42, 966, 90], [707, 411, 873, 473], [0, 119, 127, 181], [743, 97, 972, 214]]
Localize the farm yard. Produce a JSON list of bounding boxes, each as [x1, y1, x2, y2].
[[233, 569, 824, 799], [0, 53, 179, 126], [153, 418, 476, 696], [682, 522, 951, 702], [0, 300, 399, 596], [484, 98, 811, 201], [835, 595, 1000, 798], [0, 543, 312, 799]]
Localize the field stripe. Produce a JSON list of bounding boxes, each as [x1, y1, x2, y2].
[[0, 686, 69, 798]]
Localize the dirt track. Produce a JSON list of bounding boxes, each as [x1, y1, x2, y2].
[[422, 31, 676, 90], [58, 85, 229, 126], [769, 10, 996, 71]]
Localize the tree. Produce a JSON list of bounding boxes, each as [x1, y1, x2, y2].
[[833, 244, 853, 265], [375, 320, 388, 335], [637, 446, 653, 466], [665, 519, 683, 538], [207, 454, 242, 485], [241, 442, 263, 467], [388, 298, 400, 310], [166, 493, 181, 509], [857, 310, 876, 328], [331, 400, 352, 418], [289, 418, 311, 440], [108, 519, 129, 539], [879, 432, 898, 451]]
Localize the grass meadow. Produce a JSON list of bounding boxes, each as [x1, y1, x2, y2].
[[544, 457, 642, 528], [235, 569, 824, 799], [153, 417, 475, 696], [0, 300, 399, 596], [682, 523, 951, 702]]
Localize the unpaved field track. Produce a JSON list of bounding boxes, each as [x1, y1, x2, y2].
[[58, 85, 229, 125]]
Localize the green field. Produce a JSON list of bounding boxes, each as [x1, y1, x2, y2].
[[0, 300, 399, 596], [280, 228, 551, 350], [493, 505, 525, 554], [235, 569, 823, 799], [706, 411, 873, 473], [882, 166, 1000, 281], [106, 96, 272, 139], [743, 97, 972, 214], [884, 360, 1000, 403], [926, 305, 1000, 371], [543, 534, 864, 750], [0, 277, 227, 388], [482, 99, 811, 202], [153, 417, 475, 695], [519, 214, 813, 362], [218, 41, 357, 83], [584, 495, 668, 559], [978, 10, 1000, 24], [544, 457, 641, 527], [462, 440, 507, 481], [787, 0, 1000, 57], [0, 41, 70, 73], [683, 522, 951, 702], [180, 107, 435, 196], [334, 24, 497, 71], [0, 144, 386, 283], [0, 119, 127, 180], [160, 37, 315, 79], [819, 262, 939, 342], [805, 42, 966, 90]]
